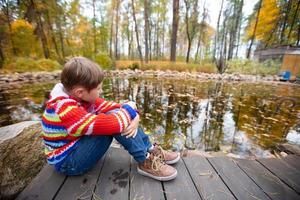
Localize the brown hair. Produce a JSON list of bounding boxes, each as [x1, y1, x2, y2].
[[61, 57, 104, 91]]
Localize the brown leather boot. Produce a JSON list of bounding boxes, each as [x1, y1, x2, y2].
[[150, 143, 180, 165], [137, 153, 177, 181]]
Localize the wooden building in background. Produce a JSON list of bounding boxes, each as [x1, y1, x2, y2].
[[254, 46, 300, 80]]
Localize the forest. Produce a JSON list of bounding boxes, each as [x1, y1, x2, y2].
[[0, 0, 299, 73]]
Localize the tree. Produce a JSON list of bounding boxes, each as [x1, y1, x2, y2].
[[279, 0, 292, 44], [170, 0, 179, 62], [131, 0, 143, 64], [1, 0, 17, 56], [25, 0, 50, 58], [11, 19, 37, 57], [195, 3, 209, 63], [53, 0, 66, 59], [287, 0, 300, 42], [213, 0, 224, 61], [144, 0, 149, 63], [92, 0, 97, 56], [228, 0, 244, 60], [114, 0, 120, 59], [184, 0, 199, 63], [246, 0, 263, 59], [109, 0, 115, 58]]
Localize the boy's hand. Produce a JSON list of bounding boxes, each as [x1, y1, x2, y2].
[[121, 114, 140, 138]]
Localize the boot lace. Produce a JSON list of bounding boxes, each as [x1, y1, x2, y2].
[[153, 143, 166, 162], [150, 154, 165, 171]]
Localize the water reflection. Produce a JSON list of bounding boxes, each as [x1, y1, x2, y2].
[[104, 78, 300, 157], [0, 78, 299, 157]]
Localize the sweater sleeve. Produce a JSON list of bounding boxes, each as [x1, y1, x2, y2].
[[56, 99, 137, 137], [94, 98, 122, 114]]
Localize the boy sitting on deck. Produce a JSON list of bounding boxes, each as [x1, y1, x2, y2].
[[41, 57, 179, 181]]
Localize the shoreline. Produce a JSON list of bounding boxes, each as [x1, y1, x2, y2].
[[0, 69, 298, 87]]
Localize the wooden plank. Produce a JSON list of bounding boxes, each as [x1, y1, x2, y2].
[[17, 164, 66, 200], [208, 157, 271, 200], [94, 147, 131, 200], [130, 158, 164, 200], [282, 155, 300, 170], [54, 155, 106, 200], [257, 157, 300, 194], [183, 157, 235, 200], [164, 159, 202, 200], [235, 158, 300, 200]]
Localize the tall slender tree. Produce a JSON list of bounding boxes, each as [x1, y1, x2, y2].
[[114, 0, 120, 59], [246, 0, 263, 59], [184, 0, 199, 63], [213, 0, 224, 61], [144, 0, 149, 63], [170, 0, 179, 62], [131, 0, 143, 64]]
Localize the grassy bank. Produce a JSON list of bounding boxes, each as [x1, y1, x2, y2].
[[115, 60, 217, 73], [0, 57, 281, 76], [115, 59, 281, 76], [1, 57, 62, 73]]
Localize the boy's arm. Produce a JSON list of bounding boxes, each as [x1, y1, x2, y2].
[[94, 98, 121, 113], [57, 99, 137, 137], [94, 98, 138, 114]]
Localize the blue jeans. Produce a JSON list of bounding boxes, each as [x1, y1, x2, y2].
[[55, 127, 152, 175]]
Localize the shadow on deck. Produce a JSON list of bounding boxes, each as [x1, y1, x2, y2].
[[17, 147, 300, 200]]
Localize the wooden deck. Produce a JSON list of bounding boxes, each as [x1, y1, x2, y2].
[[17, 147, 300, 200]]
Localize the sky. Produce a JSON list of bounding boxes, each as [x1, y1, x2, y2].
[[206, 0, 258, 29]]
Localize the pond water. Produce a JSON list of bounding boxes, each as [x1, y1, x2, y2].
[[0, 77, 300, 157]]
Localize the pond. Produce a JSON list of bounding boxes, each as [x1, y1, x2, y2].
[[0, 77, 300, 158]]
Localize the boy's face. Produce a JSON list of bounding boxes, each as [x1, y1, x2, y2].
[[71, 83, 103, 103]]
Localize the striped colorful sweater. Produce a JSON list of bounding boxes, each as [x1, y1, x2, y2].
[[41, 83, 137, 166]]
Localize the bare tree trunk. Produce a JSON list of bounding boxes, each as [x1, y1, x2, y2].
[[127, 19, 132, 59], [280, 0, 292, 44], [131, 0, 144, 64], [3, 1, 17, 55], [44, 6, 60, 59], [156, 23, 159, 60], [235, 0, 244, 58], [170, 0, 179, 62], [0, 41, 4, 68], [149, 26, 152, 60], [92, 0, 97, 56], [130, 25, 135, 60], [30, 0, 50, 59], [228, 0, 243, 60], [297, 20, 300, 46], [227, 0, 237, 60], [184, 0, 191, 63], [213, 0, 224, 60], [54, 1, 65, 59], [184, 0, 198, 63], [109, 0, 115, 58], [115, 0, 120, 59], [247, 0, 262, 59], [194, 33, 201, 63], [287, 0, 300, 42], [128, 32, 132, 59], [144, 0, 149, 63], [162, 21, 165, 58]]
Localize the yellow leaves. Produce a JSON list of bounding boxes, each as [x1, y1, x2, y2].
[[11, 19, 38, 57], [245, 0, 279, 42], [11, 19, 33, 33]]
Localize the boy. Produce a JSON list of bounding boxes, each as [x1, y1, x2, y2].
[[41, 57, 179, 181]]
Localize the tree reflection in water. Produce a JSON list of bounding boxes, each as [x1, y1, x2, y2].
[[0, 78, 299, 157], [104, 78, 300, 157]]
